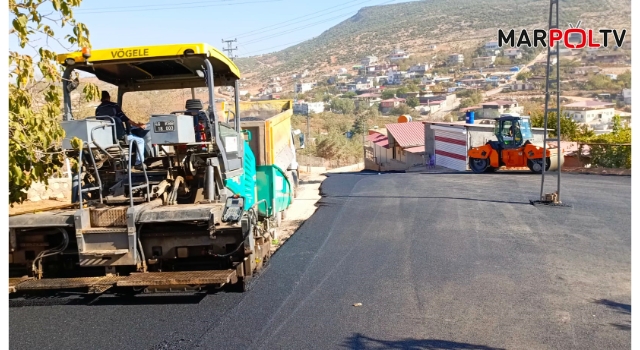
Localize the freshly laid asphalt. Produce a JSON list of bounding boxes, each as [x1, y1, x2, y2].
[[10, 172, 631, 350]]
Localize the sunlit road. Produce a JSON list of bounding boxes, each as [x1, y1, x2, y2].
[[10, 172, 630, 350]]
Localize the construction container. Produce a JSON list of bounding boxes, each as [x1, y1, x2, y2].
[[255, 165, 293, 218]]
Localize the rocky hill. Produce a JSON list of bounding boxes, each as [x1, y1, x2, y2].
[[236, 0, 631, 88]]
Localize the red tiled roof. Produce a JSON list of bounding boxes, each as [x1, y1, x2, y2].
[[381, 98, 406, 103], [385, 121, 425, 148], [357, 93, 381, 98], [460, 106, 482, 112], [367, 132, 389, 148], [405, 145, 425, 154], [546, 141, 591, 156]]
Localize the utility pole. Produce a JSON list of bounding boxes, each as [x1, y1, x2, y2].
[[539, 0, 562, 204], [361, 116, 367, 165], [222, 39, 238, 61], [306, 109, 310, 173]]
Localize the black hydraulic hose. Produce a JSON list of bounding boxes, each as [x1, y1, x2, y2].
[[32, 228, 69, 278], [209, 209, 256, 258]]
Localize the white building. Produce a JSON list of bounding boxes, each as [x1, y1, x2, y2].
[[504, 48, 523, 60], [472, 56, 496, 68], [447, 53, 464, 66], [361, 55, 378, 66], [485, 41, 500, 50], [265, 82, 282, 93], [622, 89, 631, 104], [293, 101, 325, 115], [388, 48, 410, 61], [563, 100, 615, 124], [408, 63, 433, 74], [295, 82, 316, 93]]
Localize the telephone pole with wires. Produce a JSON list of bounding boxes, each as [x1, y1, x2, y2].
[[222, 39, 238, 60], [532, 0, 568, 207]]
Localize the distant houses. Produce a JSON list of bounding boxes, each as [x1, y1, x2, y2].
[[472, 56, 495, 68], [447, 53, 464, 66], [388, 48, 410, 61]]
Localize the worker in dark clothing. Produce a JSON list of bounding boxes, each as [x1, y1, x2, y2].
[[95, 91, 147, 169], [183, 99, 209, 142]]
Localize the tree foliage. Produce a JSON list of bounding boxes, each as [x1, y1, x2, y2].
[[406, 96, 419, 108], [459, 90, 483, 108], [9, 0, 99, 204], [529, 110, 580, 140], [584, 116, 631, 169], [582, 73, 628, 91], [343, 91, 356, 98], [329, 98, 355, 114], [390, 104, 415, 116], [617, 70, 631, 89], [516, 71, 533, 81], [381, 89, 396, 99]]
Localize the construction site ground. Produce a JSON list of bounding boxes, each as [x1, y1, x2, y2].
[[10, 170, 629, 350]]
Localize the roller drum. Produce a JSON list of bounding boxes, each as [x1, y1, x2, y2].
[[545, 149, 564, 171]]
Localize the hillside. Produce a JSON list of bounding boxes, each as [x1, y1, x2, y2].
[[236, 0, 631, 87]]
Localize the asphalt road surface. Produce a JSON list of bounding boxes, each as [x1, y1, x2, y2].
[[10, 172, 631, 350]]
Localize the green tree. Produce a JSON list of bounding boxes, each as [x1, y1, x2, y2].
[[458, 90, 483, 109], [395, 86, 409, 96], [494, 56, 511, 66], [9, 0, 99, 205], [406, 96, 419, 108], [330, 98, 355, 114], [381, 89, 396, 99], [583, 74, 618, 91], [390, 104, 414, 116], [580, 116, 631, 169], [516, 71, 533, 81], [352, 114, 368, 134], [343, 91, 356, 98], [406, 82, 419, 92], [617, 70, 631, 89], [529, 110, 579, 140]]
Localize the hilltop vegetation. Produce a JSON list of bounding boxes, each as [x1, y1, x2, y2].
[[236, 0, 630, 85]]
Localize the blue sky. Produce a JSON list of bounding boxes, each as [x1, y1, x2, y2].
[[9, 0, 417, 57]]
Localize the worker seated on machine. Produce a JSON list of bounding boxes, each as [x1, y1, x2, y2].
[[510, 124, 522, 144], [504, 123, 522, 146], [183, 99, 209, 142], [95, 91, 148, 170]]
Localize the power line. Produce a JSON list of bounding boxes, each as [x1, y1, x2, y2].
[[75, 0, 282, 14], [75, 0, 233, 12], [239, 0, 397, 56], [234, 0, 374, 39], [240, 38, 310, 56], [242, 12, 356, 45], [241, 0, 398, 45]]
